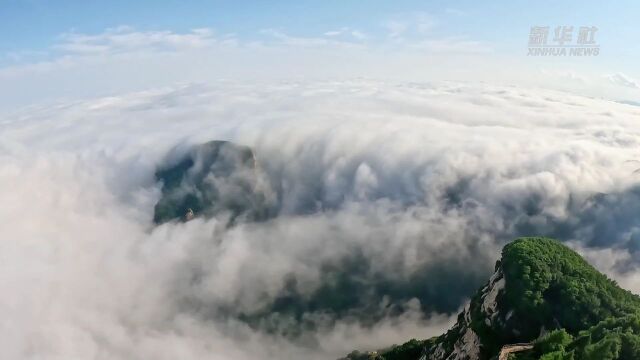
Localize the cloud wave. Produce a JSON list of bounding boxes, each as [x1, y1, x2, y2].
[[1, 80, 640, 359]]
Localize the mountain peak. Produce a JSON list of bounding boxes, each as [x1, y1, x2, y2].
[[343, 237, 640, 360], [153, 140, 270, 225]]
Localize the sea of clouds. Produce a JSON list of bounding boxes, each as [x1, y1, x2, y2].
[[1, 80, 640, 359]]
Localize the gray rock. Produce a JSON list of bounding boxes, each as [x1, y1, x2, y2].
[[153, 140, 272, 224]]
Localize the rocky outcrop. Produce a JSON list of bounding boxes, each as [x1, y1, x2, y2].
[[153, 140, 273, 224], [448, 308, 481, 360], [496, 343, 532, 360], [423, 266, 507, 360]]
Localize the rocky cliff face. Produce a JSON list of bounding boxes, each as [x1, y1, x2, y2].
[[343, 263, 514, 360], [423, 255, 554, 360], [424, 264, 509, 360]]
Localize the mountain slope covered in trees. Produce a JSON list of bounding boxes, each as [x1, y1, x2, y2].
[[342, 238, 640, 360]]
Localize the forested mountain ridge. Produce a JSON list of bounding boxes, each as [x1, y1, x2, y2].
[[342, 238, 640, 360]]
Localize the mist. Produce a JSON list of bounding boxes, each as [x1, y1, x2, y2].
[[1, 80, 640, 359]]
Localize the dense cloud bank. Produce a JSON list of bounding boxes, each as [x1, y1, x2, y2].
[[1, 80, 640, 359]]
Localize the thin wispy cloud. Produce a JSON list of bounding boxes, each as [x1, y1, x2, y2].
[[405, 37, 491, 54], [0, 17, 637, 110], [55, 26, 220, 54], [444, 8, 467, 16], [607, 72, 640, 89], [260, 28, 364, 48], [0, 23, 501, 109], [383, 12, 438, 38], [323, 27, 368, 40], [384, 21, 409, 38]]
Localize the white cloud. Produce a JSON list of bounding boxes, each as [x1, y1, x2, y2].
[[260, 28, 363, 48], [607, 72, 640, 89], [384, 21, 409, 38], [384, 12, 437, 38], [324, 27, 367, 40], [540, 68, 588, 83], [0, 26, 504, 109], [407, 37, 491, 54], [55, 26, 219, 55], [324, 30, 344, 37], [9, 24, 638, 110], [2, 80, 640, 359], [350, 30, 368, 40]]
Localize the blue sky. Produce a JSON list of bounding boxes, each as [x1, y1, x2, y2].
[[2, 0, 637, 52], [0, 0, 638, 108]]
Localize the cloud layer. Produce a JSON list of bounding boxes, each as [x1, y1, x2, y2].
[[1, 80, 640, 359]]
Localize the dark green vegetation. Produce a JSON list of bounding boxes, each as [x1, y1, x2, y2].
[[513, 316, 640, 360], [500, 238, 640, 338], [153, 141, 270, 224], [343, 238, 640, 360]]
